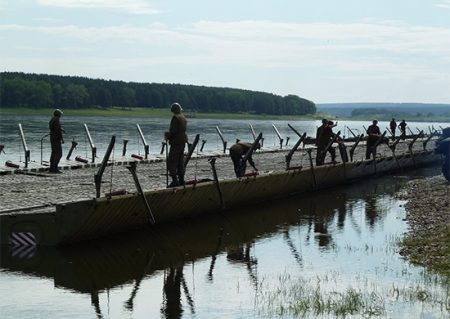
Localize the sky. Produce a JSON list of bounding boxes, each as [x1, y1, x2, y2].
[[1, 0, 450, 104]]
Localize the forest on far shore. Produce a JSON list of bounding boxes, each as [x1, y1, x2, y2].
[[0, 72, 316, 116]]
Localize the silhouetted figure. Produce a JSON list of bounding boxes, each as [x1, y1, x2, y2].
[[366, 120, 382, 159], [399, 120, 407, 139], [165, 102, 188, 187], [49, 109, 65, 173], [389, 118, 397, 137], [161, 267, 183, 319], [316, 119, 337, 165]]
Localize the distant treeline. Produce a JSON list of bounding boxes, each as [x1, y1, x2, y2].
[[0, 72, 316, 116], [318, 102, 450, 118], [350, 107, 450, 121]]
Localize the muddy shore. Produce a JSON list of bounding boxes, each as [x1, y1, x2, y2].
[[398, 175, 450, 277]]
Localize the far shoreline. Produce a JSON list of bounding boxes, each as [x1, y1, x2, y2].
[[1, 107, 449, 123], [0, 107, 327, 121]]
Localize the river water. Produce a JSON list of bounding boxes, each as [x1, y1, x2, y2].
[[1, 115, 449, 318], [0, 114, 448, 164], [0, 164, 449, 318]]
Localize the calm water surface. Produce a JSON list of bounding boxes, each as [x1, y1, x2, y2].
[[0, 114, 448, 163], [0, 166, 448, 319]]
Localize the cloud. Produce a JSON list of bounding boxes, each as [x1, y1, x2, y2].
[[436, 0, 450, 8], [2, 19, 450, 98], [37, 0, 160, 15]]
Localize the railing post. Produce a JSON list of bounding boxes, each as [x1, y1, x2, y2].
[[184, 134, 200, 169], [136, 124, 149, 159], [272, 124, 283, 149], [200, 139, 207, 152], [18, 123, 30, 168], [95, 135, 115, 198], [126, 161, 155, 224], [84, 124, 97, 163], [286, 132, 306, 170], [215, 126, 227, 153], [66, 139, 78, 160], [122, 139, 129, 156], [349, 134, 364, 162], [40, 133, 49, 165]]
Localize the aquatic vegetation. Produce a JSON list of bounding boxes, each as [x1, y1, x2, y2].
[[258, 274, 385, 318], [257, 271, 449, 318]]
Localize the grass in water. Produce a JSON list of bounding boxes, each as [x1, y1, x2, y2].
[[258, 274, 385, 318]]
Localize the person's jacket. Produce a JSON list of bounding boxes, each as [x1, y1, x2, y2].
[[49, 116, 63, 141], [167, 113, 187, 145]]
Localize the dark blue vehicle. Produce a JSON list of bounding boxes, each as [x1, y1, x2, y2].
[[435, 127, 450, 181]]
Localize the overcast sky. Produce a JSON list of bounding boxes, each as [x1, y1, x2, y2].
[[1, 0, 450, 104]]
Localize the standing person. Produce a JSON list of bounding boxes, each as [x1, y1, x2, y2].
[[49, 109, 65, 173], [229, 141, 260, 177], [399, 120, 407, 139], [366, 119, 381, 159], [390, 118, 397, 137], [165, 102, 188, 187], [315, 119, 336, 165]]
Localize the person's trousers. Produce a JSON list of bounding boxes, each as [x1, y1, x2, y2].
[[50, 140, 62, 171], [168, 143, 185, 180], [230, 150, 245, 177]]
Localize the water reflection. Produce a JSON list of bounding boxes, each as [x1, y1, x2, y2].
[[0, 167, 444, 318]]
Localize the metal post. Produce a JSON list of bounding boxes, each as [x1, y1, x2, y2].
[[408, 130, 423, 168], [122, 139, 129, 156], [160, 141, 166, 155], [136, 124, 149, 159], [288, 123, 302, 138], [66, 139, 78, 160], [371, 131, 388, 159], [347, 127, 358, 138], [84, 124, 97, 163], [215, 126, 227, 153], [95, 135, 115, 198], [249, 123, 257, 140], [423, 131, 437, 150], [272, 124, 283, 149], [349, 134, 364, 162], [184, 134, 200, 169], [200, 139, 207, 152], [18, 123, 30, 168], [306, 149, 317, 189], [319, 131, 341, 162], [208, 157, 225, 209], [40, 133, 49, 165], [240, 133, 263, 174], [126, 161, 155, 224], [286, 132, 306, 170]]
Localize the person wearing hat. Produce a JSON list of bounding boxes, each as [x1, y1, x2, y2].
[[315, 119, 336, 165], [365, 119, 381, 159], [164, 102, 188, 187], [49, 109, 65, 173]]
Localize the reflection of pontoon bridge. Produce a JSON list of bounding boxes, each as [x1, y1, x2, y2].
[[0, 123, 444, 246], [0, 180, 402, 317]]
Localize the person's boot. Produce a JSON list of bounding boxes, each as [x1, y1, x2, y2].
[[178, 174, 185, 186], [168, 175, 180, 188]]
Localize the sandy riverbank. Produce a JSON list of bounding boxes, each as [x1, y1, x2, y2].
[[398, 175, 450, 277]]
